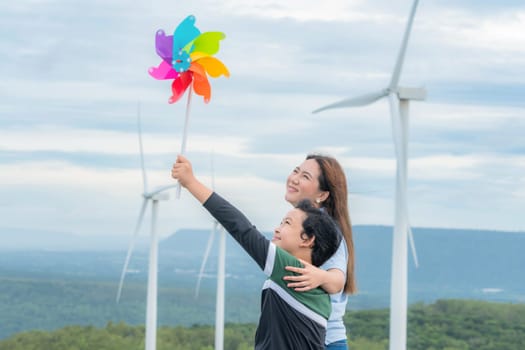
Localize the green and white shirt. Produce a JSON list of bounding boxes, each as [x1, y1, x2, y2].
[[204, 193, 331, 349]]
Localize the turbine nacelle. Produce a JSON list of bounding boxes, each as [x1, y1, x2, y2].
[[396, 86, 426, 101], [313, 86, 426, 114], [143, 185, 178, 200]]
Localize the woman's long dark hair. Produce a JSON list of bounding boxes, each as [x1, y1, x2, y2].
[[307, 154, 357, 294]]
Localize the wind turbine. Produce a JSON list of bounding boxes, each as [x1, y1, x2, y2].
[[194, 154, 226, 350], [116, 102, 177, 350], [313, 1, 424, 349]]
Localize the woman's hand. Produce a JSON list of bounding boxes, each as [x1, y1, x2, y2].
[[284, 259, 327, 292], [284, 259, 345, 293]]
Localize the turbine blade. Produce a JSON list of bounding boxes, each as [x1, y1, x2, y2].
[[408, 225, 419, 268], [116, 198, 149, 303], [388, 94, 403, 167], [389, 0, 421, 90], [137, 101, 148, 193], [195, 221, 218, 298], [312, 90, 388, 114], [389, 93, 418, 270]]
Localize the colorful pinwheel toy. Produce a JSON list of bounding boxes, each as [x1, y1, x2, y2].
[[149, 15, 229, 198], [148, 15, 230, 104]]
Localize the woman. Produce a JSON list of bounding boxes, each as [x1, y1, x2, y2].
[[283, 154, 357, 350]]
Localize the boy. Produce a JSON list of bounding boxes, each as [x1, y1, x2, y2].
[[171, 155, 341, 349]]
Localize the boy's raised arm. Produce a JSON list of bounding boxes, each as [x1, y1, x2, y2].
[[171, 155, 271, 271]]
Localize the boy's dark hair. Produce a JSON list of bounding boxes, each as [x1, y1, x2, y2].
[[296, 199, 342, 267]]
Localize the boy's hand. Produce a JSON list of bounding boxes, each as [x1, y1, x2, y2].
[[171, 155, 213, 204], [171, 155, 194, 188]]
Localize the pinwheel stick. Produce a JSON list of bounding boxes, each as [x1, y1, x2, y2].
[[176, 84, 193, 198]]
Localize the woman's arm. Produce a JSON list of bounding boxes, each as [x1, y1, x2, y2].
[[284, 260, 345, 293]]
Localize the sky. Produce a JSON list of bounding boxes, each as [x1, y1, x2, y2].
[[1, 0, 524, 242]]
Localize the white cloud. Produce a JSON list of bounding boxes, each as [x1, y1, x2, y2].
[[413, 103, 525, 130], [215, 0, 394, 22], [0, 126, 249, 156], [410, 154, 486, 181], [0, 161, 142, 191], [450, 11, 525, 54], [406, 6, 525, 84]]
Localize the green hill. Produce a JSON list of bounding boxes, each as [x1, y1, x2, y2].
[[1, 300, 524, 350]]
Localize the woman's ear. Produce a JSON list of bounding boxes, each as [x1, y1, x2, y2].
[[317, 191, 329, 204]]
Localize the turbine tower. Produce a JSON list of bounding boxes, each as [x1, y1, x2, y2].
[[194, 154, 226, 350], [313, 1, 424, 349], [116, 102, 177, 350]]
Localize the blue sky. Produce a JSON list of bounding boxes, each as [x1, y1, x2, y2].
[[1, 0, 524, 240]]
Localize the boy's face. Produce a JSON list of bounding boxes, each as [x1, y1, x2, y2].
[[272, 208, 308, 255]]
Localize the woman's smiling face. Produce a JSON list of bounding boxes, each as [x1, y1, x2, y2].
[[285, 158, 324, 207]]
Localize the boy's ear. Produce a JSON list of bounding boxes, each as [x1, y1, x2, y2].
[[300, 236, 315, 249]]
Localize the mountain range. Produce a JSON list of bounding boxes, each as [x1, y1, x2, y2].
[[2, 224, 523, 307]]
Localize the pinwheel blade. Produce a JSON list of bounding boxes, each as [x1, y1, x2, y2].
[[195, 221, 218, 298], [154, 29, 173, 62], [173, 15, 200, 51], [169, 72, 193, 104], [192, 56, 230, 78], [312, 89, 388, 114], [116, 198, 149, 303], [190, 62, 211, 103], [192, 32, 226, 56], [148, 61, 179, 80]]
